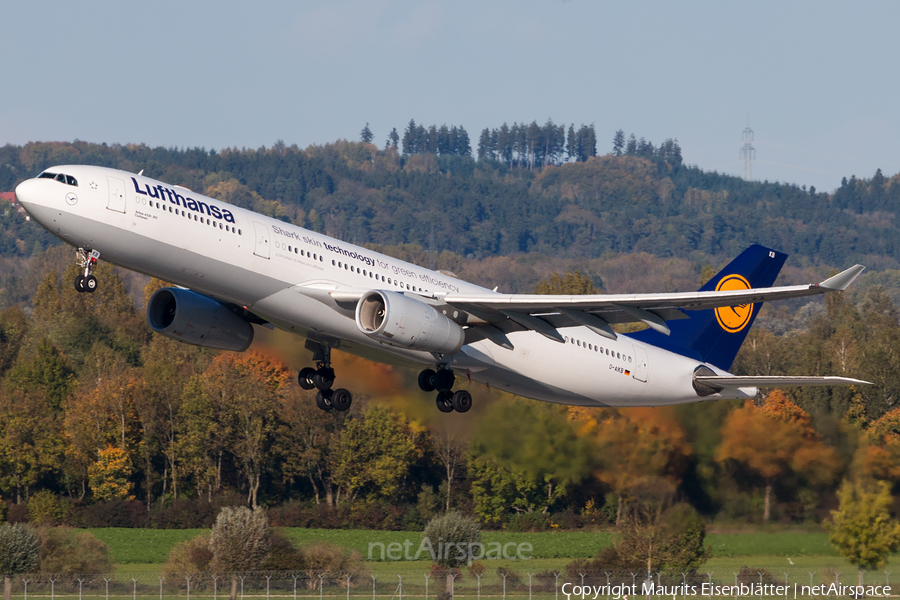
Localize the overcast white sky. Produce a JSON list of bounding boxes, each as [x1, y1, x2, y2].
[[2, 1, 898, 192]]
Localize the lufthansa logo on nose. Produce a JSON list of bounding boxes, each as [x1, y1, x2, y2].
[[714, 274, 754, 333], [65, 192, 78, 206]]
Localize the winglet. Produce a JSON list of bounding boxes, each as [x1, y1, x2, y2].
[[819, 265, 866, 291]]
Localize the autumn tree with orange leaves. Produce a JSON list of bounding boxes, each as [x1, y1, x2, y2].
[[570, 406, 691, 524], [716, 390, 840, 523]]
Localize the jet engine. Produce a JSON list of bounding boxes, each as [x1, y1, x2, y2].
[[356, 290, 465, 354], [147, 288, 254, 352]]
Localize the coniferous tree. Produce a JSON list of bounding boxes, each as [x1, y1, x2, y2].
[[613, 129, 625, 156], [566, 124, 576, 162], [402, 119, 418, 155], [626, 133, 637, 155], [360, 123, 373, 144], [385, 127, 399, 150]]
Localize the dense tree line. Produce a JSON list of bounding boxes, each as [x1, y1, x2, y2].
[[3, 139, 900, 272], [1, 253, 900, 530], [400, 120, 471, 157], [476, 120, 597, 167]]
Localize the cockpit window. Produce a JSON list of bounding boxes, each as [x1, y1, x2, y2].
[[37, 172, 77, 186]]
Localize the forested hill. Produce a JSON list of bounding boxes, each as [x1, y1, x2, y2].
[[1, 139, 898, 273]]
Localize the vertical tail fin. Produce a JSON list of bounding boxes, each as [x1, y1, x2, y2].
[[631, 244, 787, 370]]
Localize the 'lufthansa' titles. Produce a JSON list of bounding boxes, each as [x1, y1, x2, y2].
[[131, 178, 235, 223]]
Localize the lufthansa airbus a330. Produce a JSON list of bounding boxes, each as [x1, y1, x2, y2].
[[14, 165, 868, 413]]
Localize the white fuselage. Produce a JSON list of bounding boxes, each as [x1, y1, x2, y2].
[[15, 165, 753, 406]]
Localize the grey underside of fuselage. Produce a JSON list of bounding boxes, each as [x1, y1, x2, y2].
[[31, 204, 602, 406]]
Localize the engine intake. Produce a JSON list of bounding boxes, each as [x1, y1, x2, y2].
[[147, 288, 254, 352], [356, 290, 465, 355]]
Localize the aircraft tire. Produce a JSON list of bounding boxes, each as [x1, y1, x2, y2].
[[74, 275, 85, 293], [298, 367, 317, 390], [314, 367, 335, 391], [84, 275, 98, 293], [451, 390, 472, 413], [332, 388, 352, 411], [418, 369, 437, 392], [436, 391, 454, 413], [434, 369, 454, 392], [316, 389, 334, 411]]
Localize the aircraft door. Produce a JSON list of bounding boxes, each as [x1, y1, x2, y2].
[[631, 345, 649, 383], [253, 222, 270, 259], [107, 177, 126, 213]]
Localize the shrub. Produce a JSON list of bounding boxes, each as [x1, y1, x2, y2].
[[505, 512, 550, 532], [37, 528, 112, 574], [0, 523, 39, 599], [74, 499, 148, 528], [150, 494, 244, 529], [161, 532, 213, 587], [260, 531, 302, 571], [28, 491, 67, 526], [210, 507, 271, 600], [210, 507, 272, 571], [6, 503, 27, 524], [423, 511, 481, 568], [496, 567, 521, 588], [299, 543, 367, 588], [737, 567, 777, 585]]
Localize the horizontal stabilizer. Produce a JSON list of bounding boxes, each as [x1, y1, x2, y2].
[[694, 375, 871, 388], [819, 265, 866, 291]]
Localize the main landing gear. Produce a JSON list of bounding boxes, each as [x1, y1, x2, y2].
[[73, 248, 101, 293], [299, 341, 352, 412], [418, 367, 472, 413]]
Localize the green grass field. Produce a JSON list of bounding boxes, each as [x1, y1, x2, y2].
[[92, 528, 839, 565], [89, 528, 896, 600]]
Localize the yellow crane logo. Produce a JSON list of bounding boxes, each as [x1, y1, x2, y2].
[[714, 274, 754, 333]]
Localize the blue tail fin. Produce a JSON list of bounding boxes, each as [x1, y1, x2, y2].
[[630, 244, 787, 370]]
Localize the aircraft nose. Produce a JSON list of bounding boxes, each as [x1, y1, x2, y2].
[[14, 178, 38, 207]]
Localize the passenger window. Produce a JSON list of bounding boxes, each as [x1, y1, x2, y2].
[[66, 175, 78, 186], [628, 356, 632, 363]]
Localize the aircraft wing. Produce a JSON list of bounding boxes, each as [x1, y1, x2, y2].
[[438, 264, 865, 342], [694, 375, 871, 388]]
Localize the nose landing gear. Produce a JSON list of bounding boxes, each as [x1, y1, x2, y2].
[[73, 248, 100, 293], [300, 340, 352, 412], [419, 367, 472, 413]]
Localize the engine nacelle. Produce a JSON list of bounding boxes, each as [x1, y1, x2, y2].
[[147, 288, 254, 352], [356, 290, 465, 354]]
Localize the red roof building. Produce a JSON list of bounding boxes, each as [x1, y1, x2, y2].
[[0, 192, 15, 203]]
